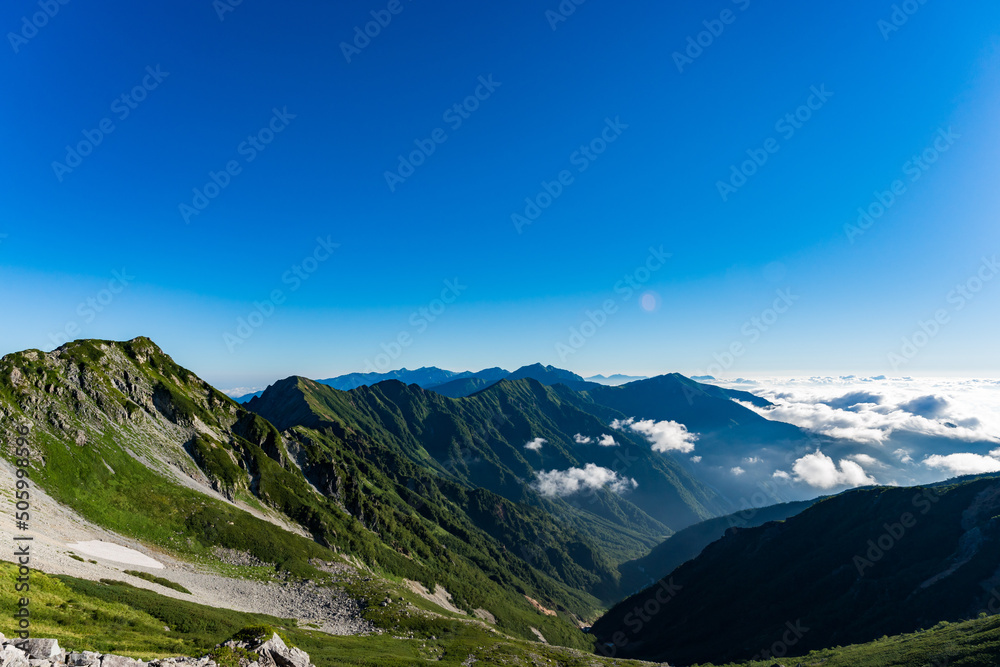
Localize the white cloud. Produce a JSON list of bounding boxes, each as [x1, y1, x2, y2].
[[524, 438, 546, 452], [731, 466, 746, 476], [533, 464, 638, 498], [772, 470, 792, 480], [991, 448, 1000, 458], [894, 448, 914, 464], [924, 453, 1000, 476], [222, 386, 264, 397], [726, 377, 1000, 446], [785, 450, 877, 490], [613, 417, 698, 453], [744, 456, 762, 464], [849, 453, 881, 468], [691, 455, 702, 463], [598, 434, 617, 447], [573, 434, 592, 444]]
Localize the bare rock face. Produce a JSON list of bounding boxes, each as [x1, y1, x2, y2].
[[0, 646, 29, 667], [14, 640, 61, 660], [99, 656, 143, 667], [0, 633, 314, 667], [253, 635, 311, 667]]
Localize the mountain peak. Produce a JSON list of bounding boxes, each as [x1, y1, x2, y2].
[[507, 364, 585, 385]]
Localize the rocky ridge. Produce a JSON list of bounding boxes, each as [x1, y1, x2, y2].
[[0, 632, 314, 667]]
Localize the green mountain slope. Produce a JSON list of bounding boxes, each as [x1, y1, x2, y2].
[[614, 498, 818, 598], [592, 476, 1000, 664], [248, 375, 725, 538], [6, 559, 1000, 667], [426, 376, 497, 398], [0, 339, 602, 647]]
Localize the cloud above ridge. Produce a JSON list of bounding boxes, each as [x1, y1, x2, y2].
[[533, 464, 637, 497], [612, 417, 698, 453]]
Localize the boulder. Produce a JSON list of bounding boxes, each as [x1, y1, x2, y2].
[[13, 642, 60, 661], [253, 635, 311, 667], [0, 646, 29, 667], [100, 656, 143, 667], [66, 652, 101, 667], [28, 660, 52, 667]]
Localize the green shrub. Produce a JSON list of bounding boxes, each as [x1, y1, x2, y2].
[[208, 645, 253, 667], [232, 624, 292, 646], [124, 570, 192, 595]]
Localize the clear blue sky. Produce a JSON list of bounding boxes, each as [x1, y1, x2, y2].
[[2, 0, 999, 389]]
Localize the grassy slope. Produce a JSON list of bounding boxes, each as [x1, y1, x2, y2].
[[614, 498, 819, 598], [0, 562, 633, 667], [3, 562, 1000, 667], [0, 340, 598, 648], [705, 617, 1000, 667], [594, 477, 1000, 664]]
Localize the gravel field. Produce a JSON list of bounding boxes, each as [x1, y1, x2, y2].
[[0, 461, 374, 636]]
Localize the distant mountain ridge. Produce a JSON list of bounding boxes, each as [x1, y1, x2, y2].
[[585, 374, 649, 386], [236, 363, 828, 509], [318, 366, 509, 391], [236, 365, 643, 403]]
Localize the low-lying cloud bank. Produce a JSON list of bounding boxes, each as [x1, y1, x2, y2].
[[705, 375, 1000, 490]]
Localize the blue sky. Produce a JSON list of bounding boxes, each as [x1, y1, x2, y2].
[[2, 0, 999, 389]]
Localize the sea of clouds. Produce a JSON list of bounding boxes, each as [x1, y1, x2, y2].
[[710, 375, 1000, 489]]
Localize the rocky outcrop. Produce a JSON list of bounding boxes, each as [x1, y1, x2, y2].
[[0, 633, 313, 667], [223, 633, 312, 667]]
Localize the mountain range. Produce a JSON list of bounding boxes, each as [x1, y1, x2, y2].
[[3, 337, 1000, 666], [231, 366, 645, 403]]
